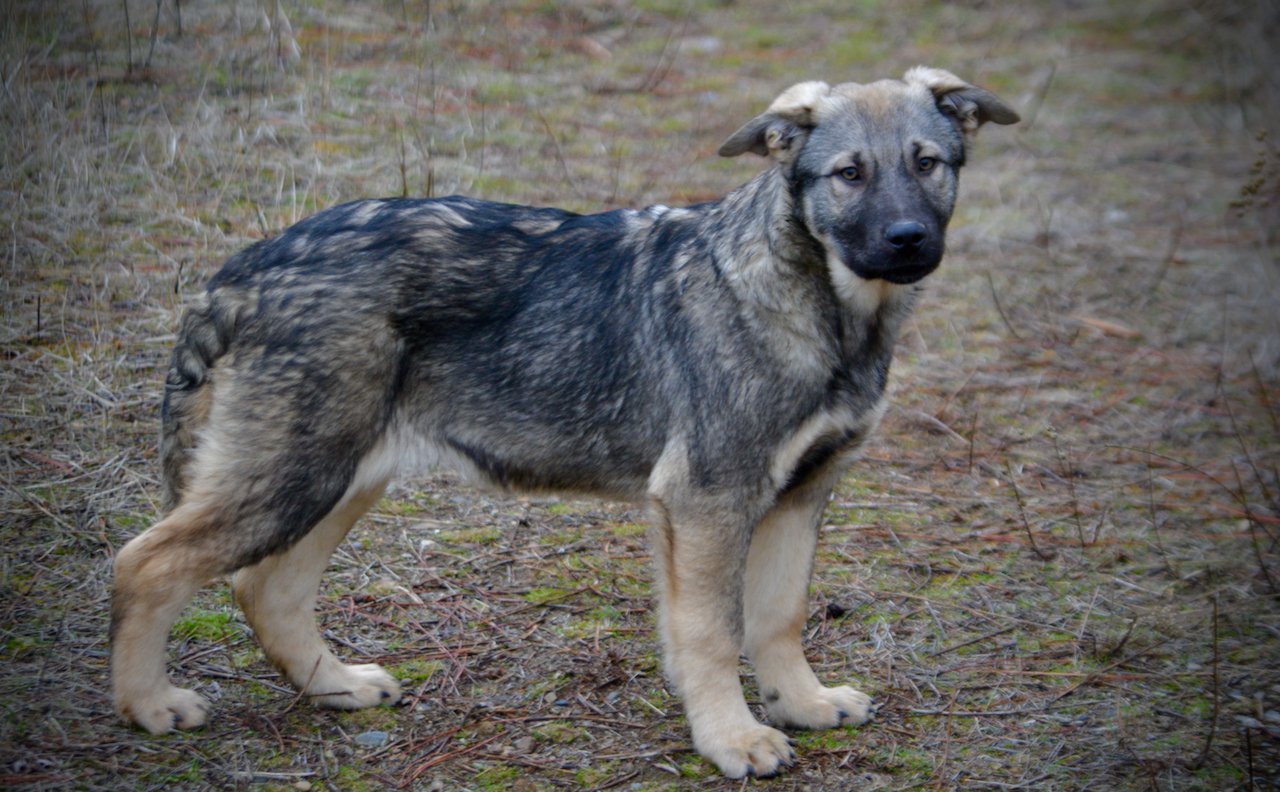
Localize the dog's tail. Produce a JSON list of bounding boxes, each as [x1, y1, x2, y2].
[[159, 287, 247, 513]]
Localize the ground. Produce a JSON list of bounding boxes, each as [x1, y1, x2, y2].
[[1, 1, 1278, 790]]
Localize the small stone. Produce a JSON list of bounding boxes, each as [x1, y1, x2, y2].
[[354, 730, 389, 748]]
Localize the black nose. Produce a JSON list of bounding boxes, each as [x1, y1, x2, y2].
[[884, 221, 927, 250]]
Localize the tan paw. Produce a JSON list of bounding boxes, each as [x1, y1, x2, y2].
[[306, 662, 401, 709], [767, 684, 872, 730], [119, 684, 210, 735], [696, 722, 797, 779]]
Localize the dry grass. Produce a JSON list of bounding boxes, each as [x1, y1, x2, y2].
[[2, 1, 1278, 789]]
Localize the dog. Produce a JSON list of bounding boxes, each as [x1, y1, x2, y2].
[[110, 67, 1017, 778]]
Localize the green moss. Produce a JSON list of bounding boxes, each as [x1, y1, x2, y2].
[[172, 609, 239, 643], [339, 706, 398, 731], [523, 586, 578, 606], [531, 720, 584, 744], [4, 635, 44, 659], [376, 497, 427, 517], [612, 522, 647, 538], [472, 763, 521, 790], [443, 525, 503, 545], [574, 762, 620, 787], [390, 658, 444, 685], [678, 757, 715, 778], [331, 765, 378, 792]]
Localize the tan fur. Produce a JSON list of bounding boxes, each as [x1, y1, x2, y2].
[[233, 481, 398, 708], [744, 481, 871, 729], [111, 500, 229, 733]]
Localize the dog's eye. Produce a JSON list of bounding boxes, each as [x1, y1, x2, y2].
[[917, 157, 937, 173], [838, 166, 861, 182]]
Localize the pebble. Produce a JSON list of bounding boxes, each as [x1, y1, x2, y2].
[[354, 730, 390, 748]]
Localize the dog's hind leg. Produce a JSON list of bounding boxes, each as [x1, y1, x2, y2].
[[111, 501, 234, 734], [742, 479, 872, 731], [232, 478, 400, 710]]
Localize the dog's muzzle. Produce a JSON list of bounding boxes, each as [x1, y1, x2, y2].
[[839, 220, 943, 285]]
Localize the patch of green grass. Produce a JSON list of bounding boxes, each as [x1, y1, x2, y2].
[[557, 603, 625, 639], [538, 526, 585, 547], [574, 761, 621, 787], [678, 756, 715, 779], [442, 525, 503, 545], [793, 728, 856, 752], [330, 764, 379, 792], [531, 720, 584, 744], [145, 758, 204, 786], [3, 635, 44, 659], [523, 586, 578, 606], [390, 657, 444, 685], [339, 706, 399, 732], [172, 609, 239, 643], [243, 680, 276, 702], [612, 521, 647, 538], [376, 497, 428, 517], [471, 762, 521, 790]]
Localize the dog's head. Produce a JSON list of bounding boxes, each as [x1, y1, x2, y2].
[[720, 68, 1018, 288]]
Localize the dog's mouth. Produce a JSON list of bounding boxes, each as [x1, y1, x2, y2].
[[867, 259, 940, 284], [839, 250, 942, 285]]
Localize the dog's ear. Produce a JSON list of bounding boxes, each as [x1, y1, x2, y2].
[[719, 81, 831, 161], [905, 66, 1019, 136]]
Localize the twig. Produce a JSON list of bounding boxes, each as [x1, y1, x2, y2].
[[986, 271, 1022, 340], [928, 626, 1015, 658], [1102, 616, 1139, 660], [906, 409, 968, 445], [399, 730, 505, 787], [535, 111, 573, 188], [122, 0, 134, 74], [144, 0, 162, 69], [1145, 447, 1176, 577], [1004, 462, 1053, 560], [1250, 352, 1280, 440], [1051, 429, 1089, 548], [933, 689, 959, 791], [1018, 61, 1056, 132], [1190, 595, 1220, 770]]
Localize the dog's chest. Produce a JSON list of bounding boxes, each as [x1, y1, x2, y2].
[[770, 397, 887, 492]]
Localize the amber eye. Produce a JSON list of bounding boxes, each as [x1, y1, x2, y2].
[[838, 166, 861, 182], [918, 157, 937, 173]]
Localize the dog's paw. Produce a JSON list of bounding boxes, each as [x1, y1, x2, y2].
[[769, 684, 873, 730], [307, 662, 401, 709], [696, 722, 797, 779], [119, 684, 210, 735]]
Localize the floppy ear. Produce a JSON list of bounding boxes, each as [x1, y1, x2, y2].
[[904, 66, 1020, 136], [718, 81, 831, 161]]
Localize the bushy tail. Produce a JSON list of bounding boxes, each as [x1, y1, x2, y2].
[[159, 289, 246, 513]]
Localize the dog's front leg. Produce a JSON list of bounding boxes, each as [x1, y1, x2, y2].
[[743, 480, 872, 730], [649, 496, 796, 779]]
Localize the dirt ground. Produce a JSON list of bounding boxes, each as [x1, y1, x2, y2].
[[2, 1, 1278, 789]]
